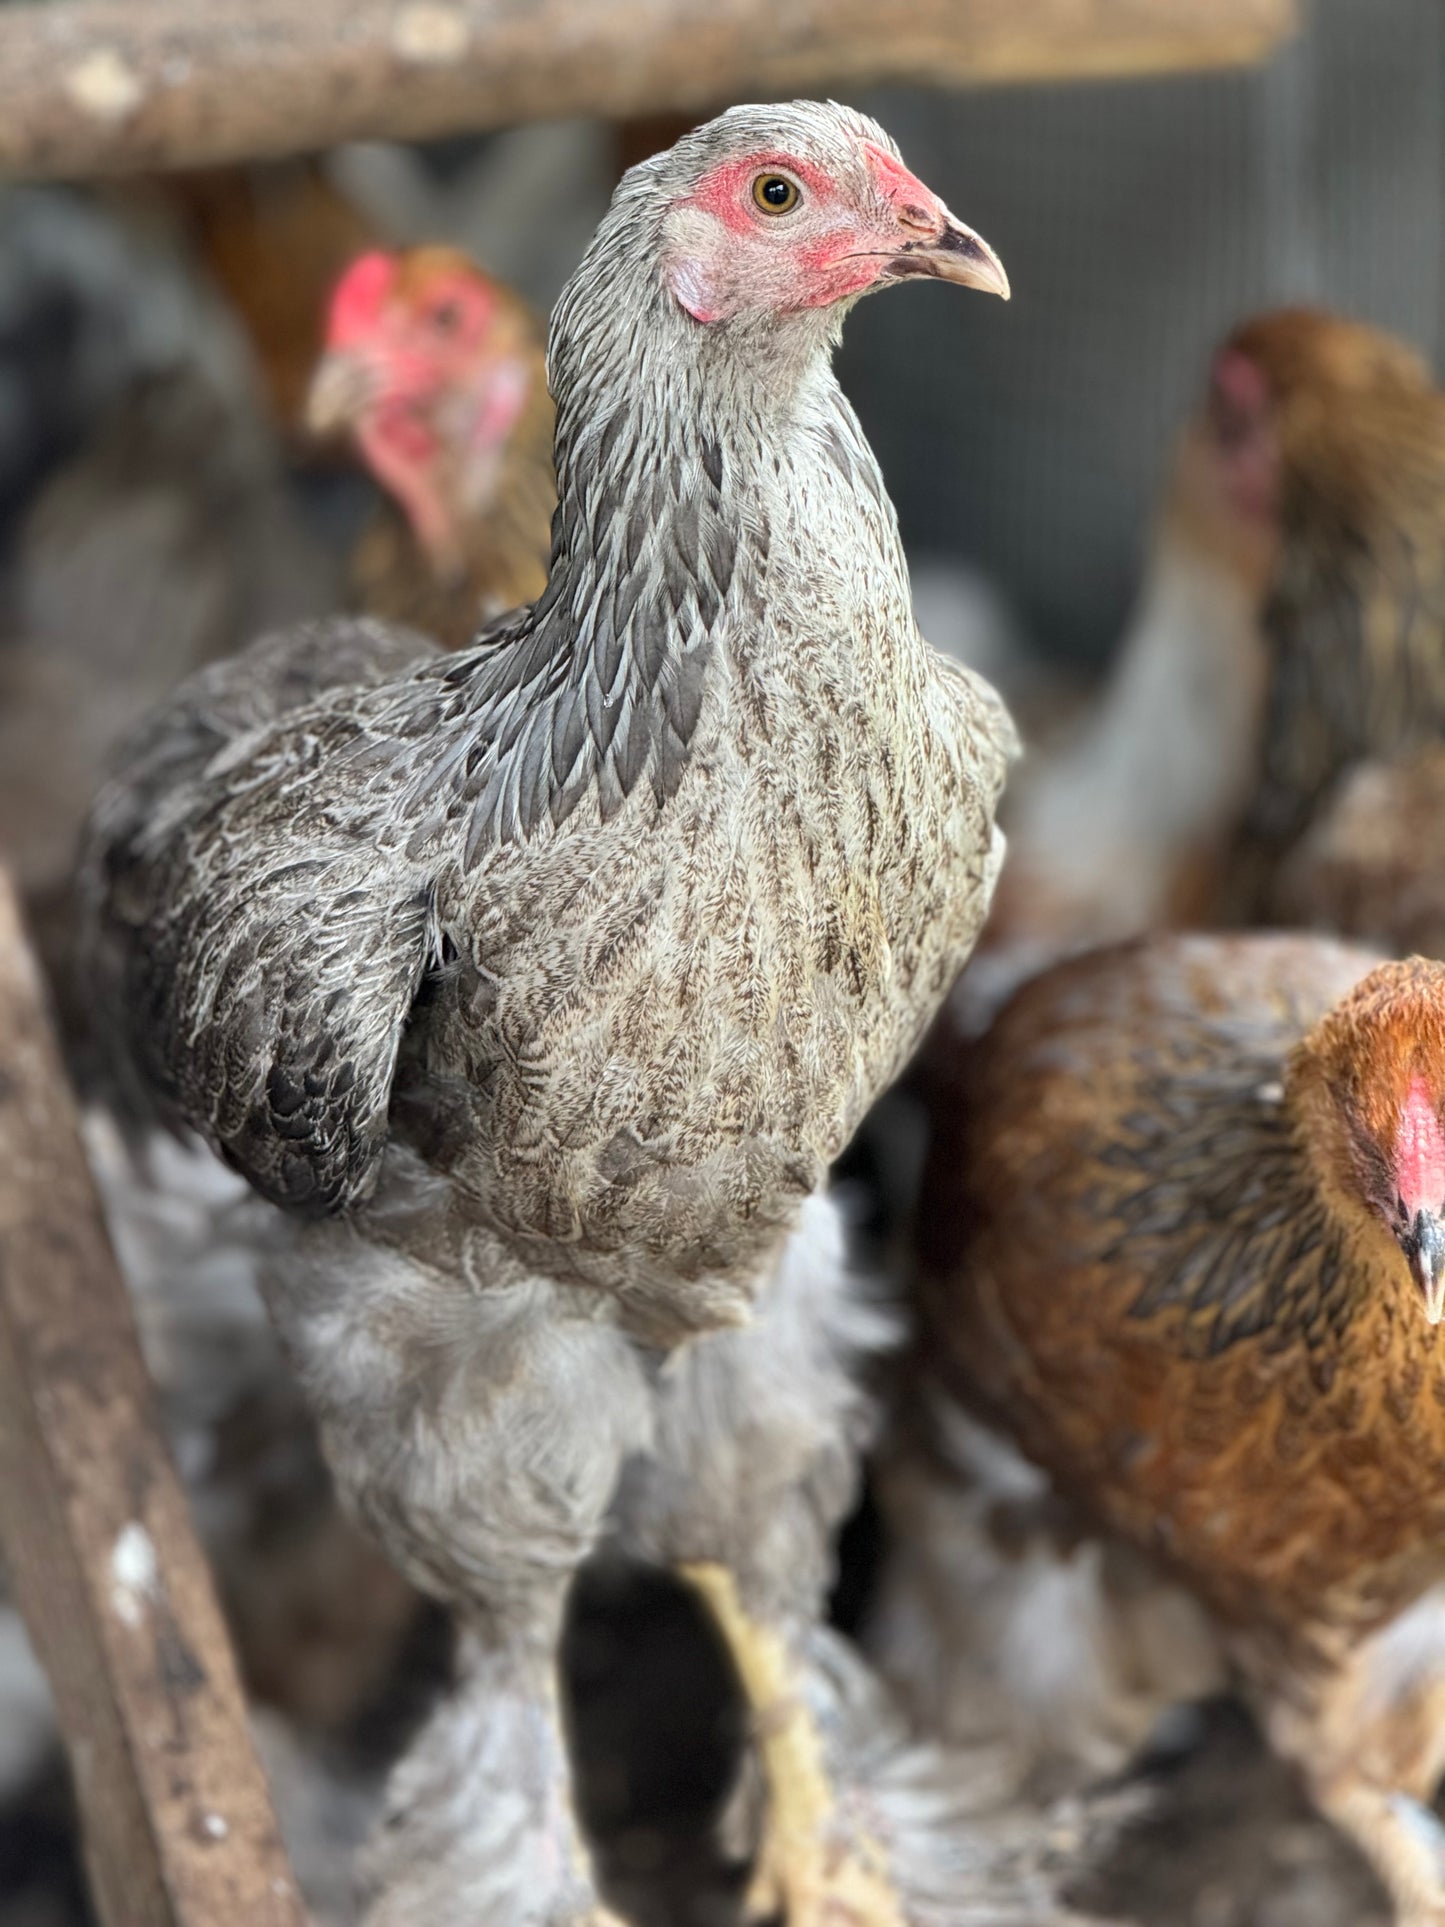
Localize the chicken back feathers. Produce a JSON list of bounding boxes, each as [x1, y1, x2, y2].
[[919, 935, 1445, 1651]]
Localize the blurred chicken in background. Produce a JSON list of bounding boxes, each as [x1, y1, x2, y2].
[[1230, 316, 1445, 946], [854, 308, 1445, 1270], [1274, 742, 1445, 958], [966, 307, 1445, 1029], [306, 246, 554, 646]]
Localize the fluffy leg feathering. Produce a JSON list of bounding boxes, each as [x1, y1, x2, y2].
[[629, 1194, 908, 1926], [1254, 1592, 1445, 1927], [872, 1395, 1226, 1799], [270, 1168, 651, 1926], [624, 1196, 1115, 1927]]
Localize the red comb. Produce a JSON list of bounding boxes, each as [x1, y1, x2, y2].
[[1211, 347, 1271, 418], [326, 252, 398, 347]]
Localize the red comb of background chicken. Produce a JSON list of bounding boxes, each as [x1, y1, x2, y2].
[[325, 250, 398, 347], [1210, 344, 1271, 418]]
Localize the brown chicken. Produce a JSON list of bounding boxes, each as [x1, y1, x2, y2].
[[976, 308, 1445, 1015], [305, 247, 555, 647], [1222, 312, 1445, 930], [894, 932, 1445, 1924]]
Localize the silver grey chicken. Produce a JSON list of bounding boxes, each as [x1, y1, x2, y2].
[[79, 102, 1035, 1927]]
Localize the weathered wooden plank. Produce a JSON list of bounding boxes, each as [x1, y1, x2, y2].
[[0, 0, 1298, 182], [0, 868, 305, 1927]]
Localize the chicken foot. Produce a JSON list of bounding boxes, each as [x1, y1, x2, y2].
[[618, 1196, 944, 1926], [682, 1561, 904, 1927]]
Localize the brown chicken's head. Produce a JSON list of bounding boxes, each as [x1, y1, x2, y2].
[[1170, 306, 1437, 594], [652, 101, 1009, 328], [1292, 958, 1445, 1324], [306, 248, 542, 568]]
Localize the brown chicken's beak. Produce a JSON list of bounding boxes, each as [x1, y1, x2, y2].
[[1411, 1210, 1445, 1325], [304, 350, 375, 437], [888, 216, 1010, 301]]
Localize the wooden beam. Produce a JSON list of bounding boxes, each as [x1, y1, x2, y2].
[[0, 0, 1298, 182], [0, 869, 304, 1927]]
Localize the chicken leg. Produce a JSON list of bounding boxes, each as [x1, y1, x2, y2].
[[364, 1635, 629, 1927], [1258, 1587, 1445, 1927], [266, 1202, 654, 1927], [682, 1562, 903, 1927], [267, 1172, 1066, 1925], [622, 1195, 978, 1927]]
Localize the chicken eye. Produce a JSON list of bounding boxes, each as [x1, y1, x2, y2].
[[753, 174, 800, 215], [430, 299, 463, 334]]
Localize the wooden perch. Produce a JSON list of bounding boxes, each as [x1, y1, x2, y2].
[[0, 870, 304, 1927], [0, 0, 1297, 181]]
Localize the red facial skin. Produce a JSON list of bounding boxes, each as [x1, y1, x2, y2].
[[320, 251, 529, 565], [1206, 347, 1281, 524], [1397, 1074, 1445, 1223], [669, 144, 959, 322], [685, 152, 836, 237], [861, 140, 943, 228], [328, 260, 502, 407]]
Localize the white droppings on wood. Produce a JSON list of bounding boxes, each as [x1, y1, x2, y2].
[[390, 3, 469, 63], [62, 48, 145, 122], [109, 1522, 159, 1628], [202, 1812, 229, 1840]]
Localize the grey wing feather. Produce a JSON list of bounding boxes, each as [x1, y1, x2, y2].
[[79, 617, 444, 1214]]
